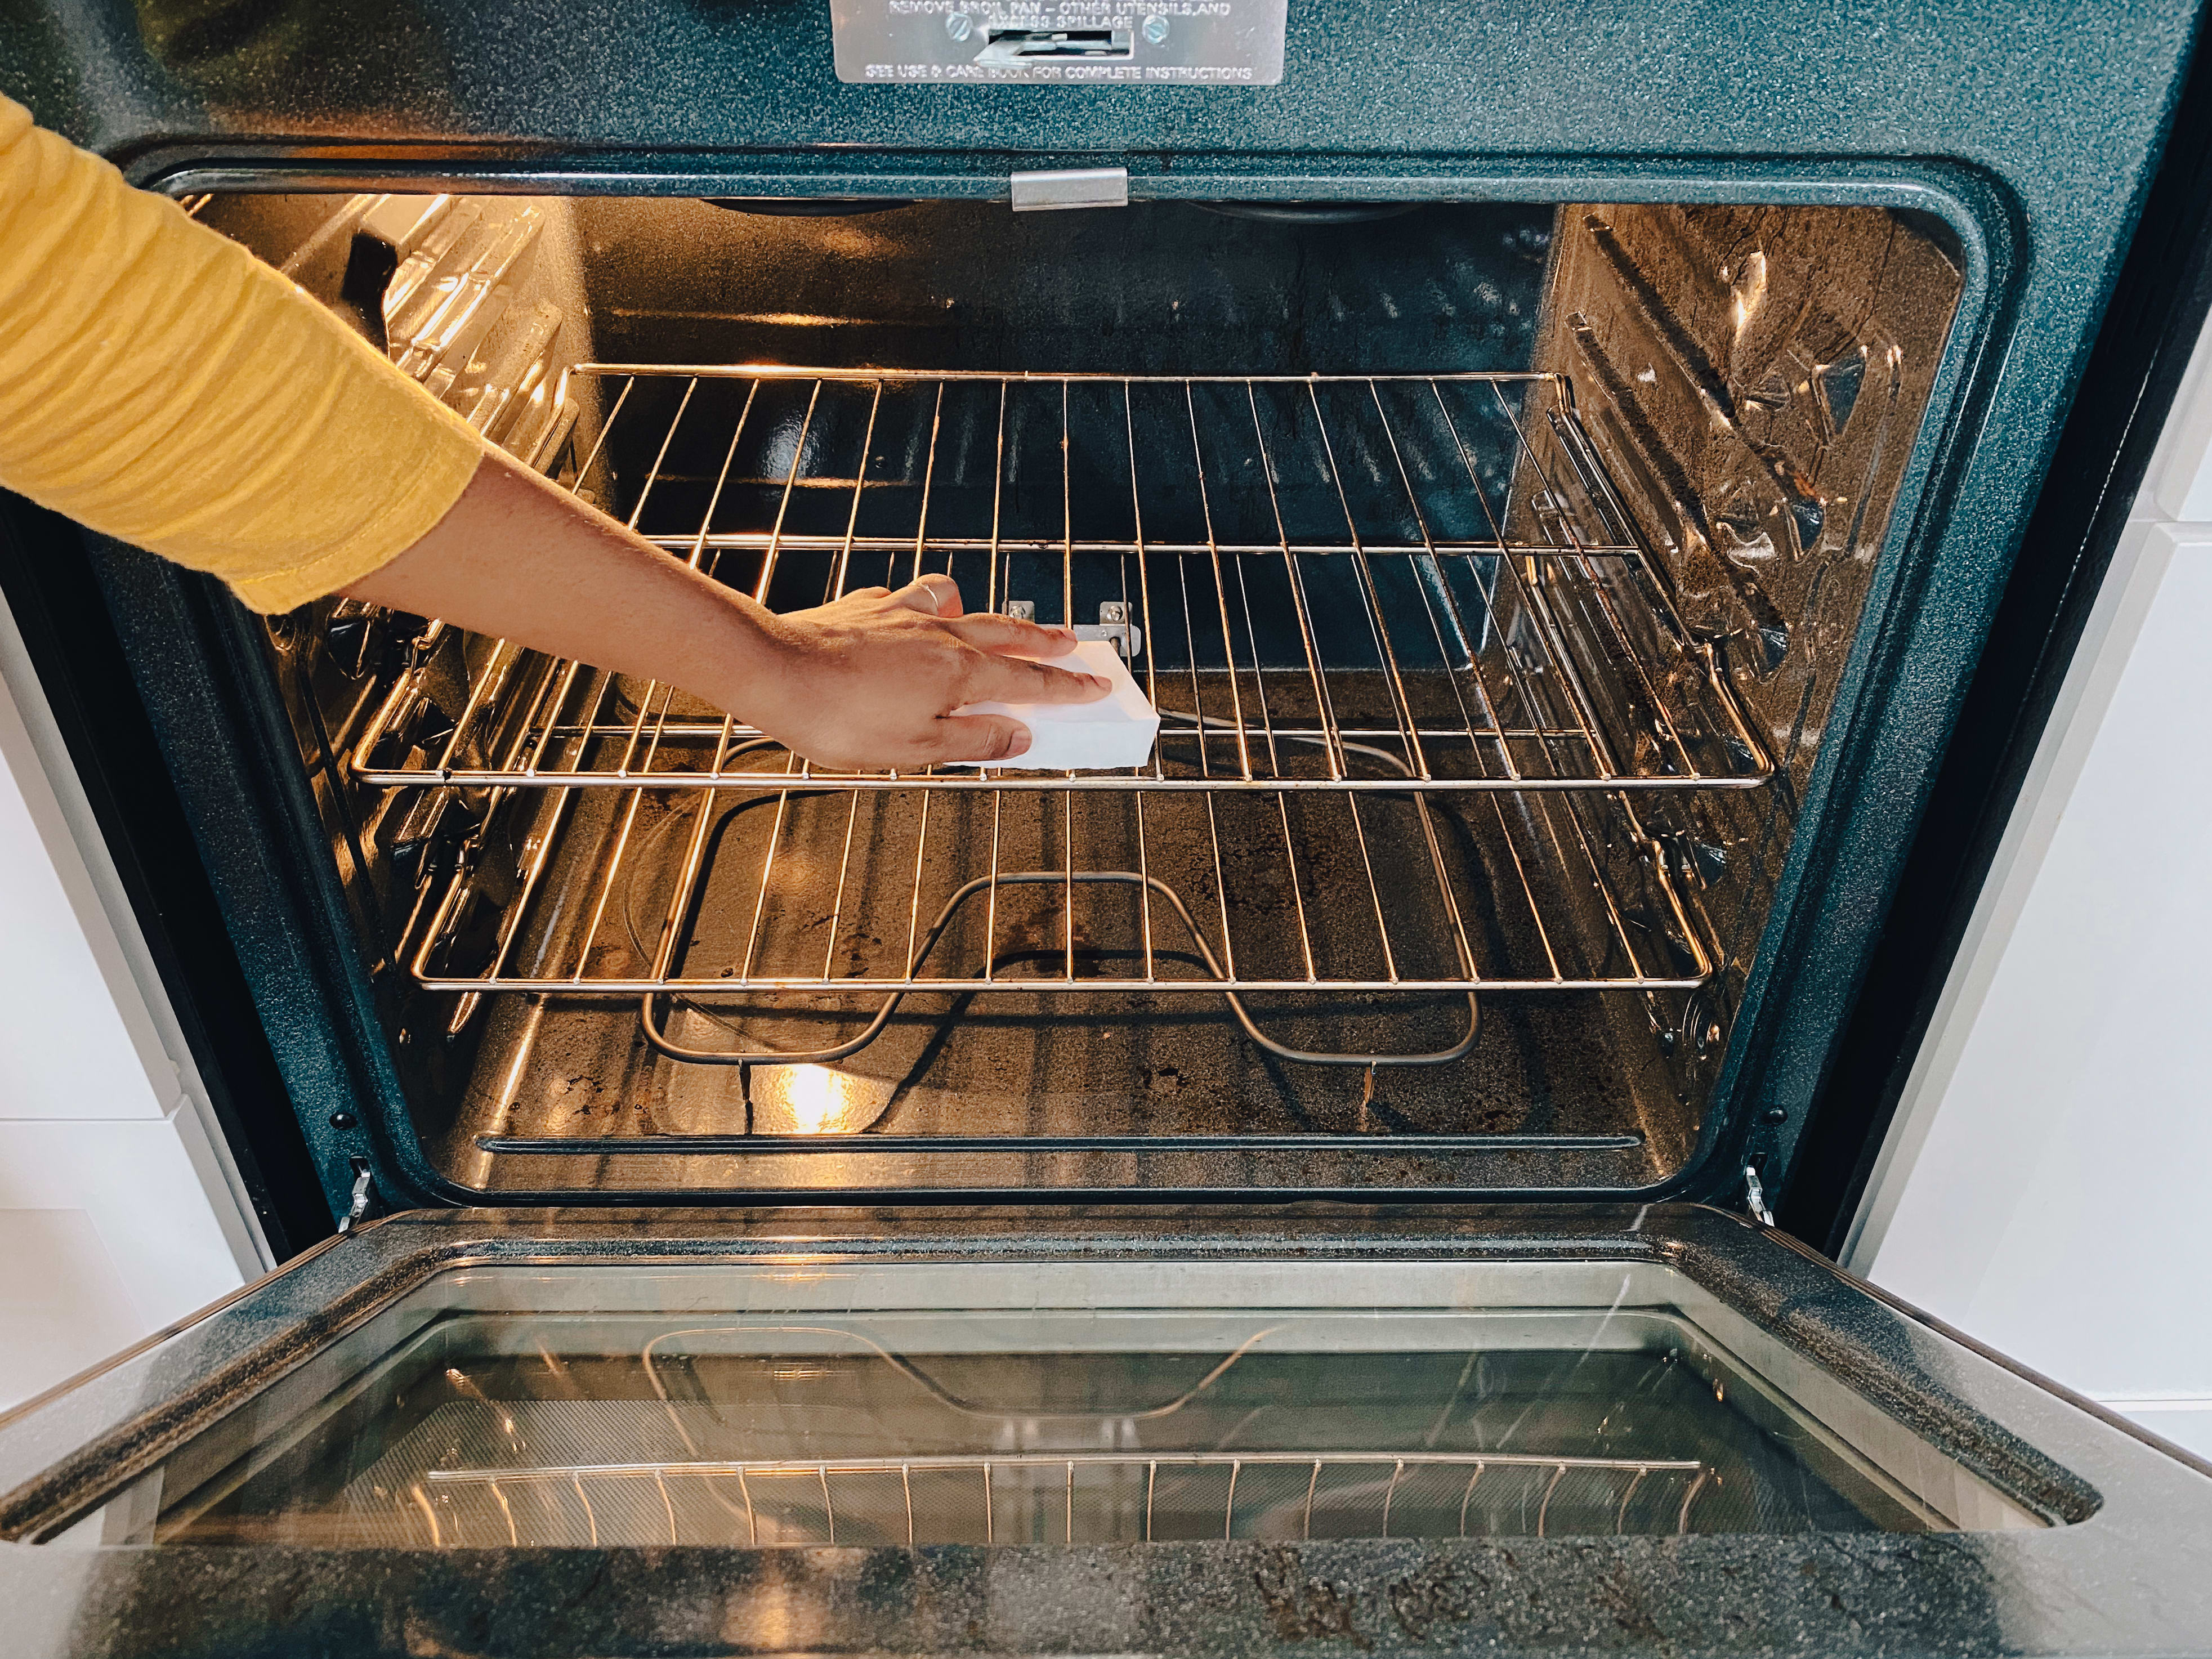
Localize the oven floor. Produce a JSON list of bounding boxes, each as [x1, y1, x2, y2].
[[426, 987, 1691, 1193], [413, 761, 1705, 1192]]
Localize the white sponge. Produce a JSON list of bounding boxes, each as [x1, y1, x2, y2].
[[946, 638, 1160, 771]]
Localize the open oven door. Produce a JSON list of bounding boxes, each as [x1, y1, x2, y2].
[[1, 1204, 2208, 1657]]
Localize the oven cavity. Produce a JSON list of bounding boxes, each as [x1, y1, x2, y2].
[[220, 195, 1961, 1197]]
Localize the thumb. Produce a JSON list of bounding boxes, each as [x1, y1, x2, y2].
[[930, 712, 1033, 763]]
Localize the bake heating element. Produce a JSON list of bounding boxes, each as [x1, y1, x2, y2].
[[334, 366, 1771, 1072]]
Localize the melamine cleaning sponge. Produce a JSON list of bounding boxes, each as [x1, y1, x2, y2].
[[947, 638, 1160, 771]]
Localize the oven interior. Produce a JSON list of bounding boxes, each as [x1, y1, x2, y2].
[[196, 192, 1964, 1199]]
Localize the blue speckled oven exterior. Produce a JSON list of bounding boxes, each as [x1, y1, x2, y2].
[[0, 0, 2202, 1215]]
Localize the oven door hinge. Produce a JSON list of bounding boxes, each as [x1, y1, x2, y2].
[[1742, 1163, 1775, 1228], [1010, 167, 1130, 212], [337, 1159, 375, 1235]]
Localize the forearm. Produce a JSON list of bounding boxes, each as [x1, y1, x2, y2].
[[341, 447, 788, 716], [343, 447, 1110, 769], [0, 95, 1105, 767]]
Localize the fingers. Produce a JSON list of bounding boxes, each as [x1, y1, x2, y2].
[[892, 574, 964, 617], [944, 611, 1082, 656], [930, 713, 1032, 763], [960, 650, 1111, 705]]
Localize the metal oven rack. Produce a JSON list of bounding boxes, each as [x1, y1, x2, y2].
[[320, 366, 1769, 1074], [406, 776, 1711, 1072], [348, 368, 1769, 795]]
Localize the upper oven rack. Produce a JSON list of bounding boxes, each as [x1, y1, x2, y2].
[[342, 366, 1770, 797]]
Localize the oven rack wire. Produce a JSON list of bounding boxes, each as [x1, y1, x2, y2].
[[396, 1450, 1715, 1548], [400, 756, 1712, 1079], [342, 366, 1771, 796]]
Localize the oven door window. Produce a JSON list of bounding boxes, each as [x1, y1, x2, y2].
[[70, 1258, 2041, 1546]]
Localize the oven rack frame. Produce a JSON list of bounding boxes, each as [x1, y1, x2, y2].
[[339, 366, 1772, 798]]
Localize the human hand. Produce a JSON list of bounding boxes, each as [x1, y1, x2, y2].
[[740, 574, 1111, 769]]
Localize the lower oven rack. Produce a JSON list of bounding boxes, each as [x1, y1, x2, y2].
[[405, 773, 1711, 1000], [390, 1451, 1715, 1548], [341, 366, 1771, 796], [394, 759, 1710, 1072]]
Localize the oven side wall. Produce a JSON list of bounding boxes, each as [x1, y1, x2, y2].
[[1521, 205, 1964, 1173]]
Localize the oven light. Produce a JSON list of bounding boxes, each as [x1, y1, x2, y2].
[[773, 1062, 874, 1135]]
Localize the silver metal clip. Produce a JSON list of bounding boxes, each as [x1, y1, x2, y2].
[[1075, 600, 1145, 660], [1010, 168, 1130, 213], [338, 1162, 374, 1234], [1007, 598, 1143, 659], [1742, 1164, 1775, 1228]]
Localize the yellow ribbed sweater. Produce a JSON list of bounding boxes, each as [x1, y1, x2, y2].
[[0, 95, 486, 613]]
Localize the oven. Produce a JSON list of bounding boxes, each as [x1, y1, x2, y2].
[[3, 0, 2212, 1652]]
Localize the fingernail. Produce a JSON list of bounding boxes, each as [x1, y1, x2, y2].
[[1051, 625, 1078, 641], [1090, 675, 1112, 691], [1005, 728, 1031, 757]]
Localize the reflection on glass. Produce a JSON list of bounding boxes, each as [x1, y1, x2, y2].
[[51, 1262, 2046, 1547]]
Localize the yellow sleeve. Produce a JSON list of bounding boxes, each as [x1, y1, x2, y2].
[[0, 95, 487, 614]]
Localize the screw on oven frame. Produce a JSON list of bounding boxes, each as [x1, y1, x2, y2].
[[1087, 600, 1144, 659], [946, 11, 973, 39], [1142, 14, 1170, 43]]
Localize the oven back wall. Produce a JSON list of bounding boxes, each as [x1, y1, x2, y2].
[[573, 198, 1553, 376]]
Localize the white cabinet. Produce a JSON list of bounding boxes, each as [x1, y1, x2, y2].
[[0, 596, 266, 1412], [1851, 316, 2212, 1463]]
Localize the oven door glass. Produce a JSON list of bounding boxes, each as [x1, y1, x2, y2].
[[75, 1256, 2040, 1547]]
